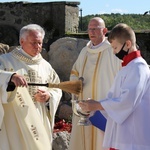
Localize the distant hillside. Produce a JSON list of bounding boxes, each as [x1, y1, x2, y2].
[[79, 14, 150, 32]]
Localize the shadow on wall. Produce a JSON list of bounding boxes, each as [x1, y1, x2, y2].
[[0, 25, 19, 46]]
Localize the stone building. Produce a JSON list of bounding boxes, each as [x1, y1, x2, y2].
[[0, 1, 80, 47]]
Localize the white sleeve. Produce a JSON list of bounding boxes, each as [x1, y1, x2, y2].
[[101, 62, 149, 124]]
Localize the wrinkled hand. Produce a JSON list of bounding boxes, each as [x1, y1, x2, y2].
[[34, 89, 50, 102], [79, 99, 103, 112], [11, 74, 28, 87]]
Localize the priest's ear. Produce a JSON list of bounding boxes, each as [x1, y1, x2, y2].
[[20, 38, 24, 45], [102, 27, 108, 36]]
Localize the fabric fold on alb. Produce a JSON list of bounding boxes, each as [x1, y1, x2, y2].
[[0, 101, 4, 128]]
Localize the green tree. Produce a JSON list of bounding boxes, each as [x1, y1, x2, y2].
[[79, 14, 150, 32]]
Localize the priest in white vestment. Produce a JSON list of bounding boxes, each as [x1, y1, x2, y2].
[[0, 24, 62, 150], [69, 17, 121, 150]]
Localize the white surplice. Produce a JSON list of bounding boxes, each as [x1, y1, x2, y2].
[[0, 70, 13, 128], [69, 38, 121, 150], [0, 47, 62, 150], [101, 57, 150, 150]]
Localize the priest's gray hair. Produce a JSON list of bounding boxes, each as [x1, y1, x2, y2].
[[19, 24, 45, 41]]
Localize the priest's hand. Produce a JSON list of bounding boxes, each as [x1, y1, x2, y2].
[[34, 89, 50, 103], [79, 98, 104, 112], [11, 73, 28, 87]]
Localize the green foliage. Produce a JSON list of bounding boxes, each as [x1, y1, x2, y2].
[[79, 14, 150, 31]]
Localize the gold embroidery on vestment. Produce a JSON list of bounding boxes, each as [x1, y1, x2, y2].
[[31, 125, 39, 140]]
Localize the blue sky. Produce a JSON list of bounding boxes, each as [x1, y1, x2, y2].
[[0, 0, 150, 16]]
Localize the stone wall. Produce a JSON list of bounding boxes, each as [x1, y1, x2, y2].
[[136, 32, 150, 64], [0, 1, 80, 47]]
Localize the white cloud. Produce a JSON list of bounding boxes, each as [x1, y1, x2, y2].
[[99, 11, 110, 14], [111, 9, 128, 14], [98, 8, 129, 15]]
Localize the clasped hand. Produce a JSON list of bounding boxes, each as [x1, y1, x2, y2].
[[34, 89, 50, 102]]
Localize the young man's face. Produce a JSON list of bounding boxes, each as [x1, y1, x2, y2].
[[110, 39, 125, 54]]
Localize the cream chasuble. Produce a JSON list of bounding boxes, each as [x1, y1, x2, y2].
[[0, 47, 62, 150], [1, 87, 51, 150], [69, 38, 121, 150]]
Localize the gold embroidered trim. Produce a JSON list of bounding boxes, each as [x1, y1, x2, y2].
[[31, 125, 39, 140], [92, 52, 101, 99], [11, 48, 42, 64], [81, 55, 87, 99], [17, 92, 26, 107], [70, 70, 79, 77]]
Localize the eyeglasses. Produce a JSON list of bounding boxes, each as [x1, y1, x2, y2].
[[87, 27, 104, 32]]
